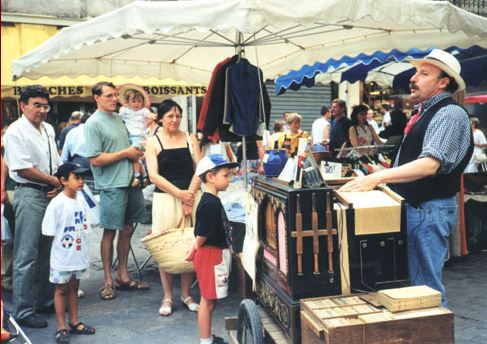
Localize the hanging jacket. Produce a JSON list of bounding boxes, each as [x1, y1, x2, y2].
[[202, 55, 239, 140], [197, 56, 235, 133]]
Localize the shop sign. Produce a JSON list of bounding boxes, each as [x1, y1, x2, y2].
[[1, 85, 207, 99]]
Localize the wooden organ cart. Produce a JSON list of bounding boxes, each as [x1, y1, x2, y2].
[[228, 176, 412, 344]]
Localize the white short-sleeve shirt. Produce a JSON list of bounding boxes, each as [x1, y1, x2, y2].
[[311, 117, 330, 144], [119, 106, 150, 137], [3, 115, 61, 185]]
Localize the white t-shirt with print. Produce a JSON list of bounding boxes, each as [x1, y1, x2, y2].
[[42, 192, 91, 271]]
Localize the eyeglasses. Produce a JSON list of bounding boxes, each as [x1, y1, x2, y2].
[[101, 93, 119, 99], [31, 102, 51, 112]]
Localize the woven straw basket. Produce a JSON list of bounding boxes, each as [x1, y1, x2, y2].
[[141, 216, 195, 274]]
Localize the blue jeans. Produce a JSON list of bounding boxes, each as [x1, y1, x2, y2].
[[406, 196, 457, 307], [313, 143, 328, 152], [12, 186, 54, 319]]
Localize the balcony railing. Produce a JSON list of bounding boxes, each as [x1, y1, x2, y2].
[[446, 0, 487, 16]]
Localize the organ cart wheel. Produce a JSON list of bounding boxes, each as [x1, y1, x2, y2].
[[236, 299, 264, 344]]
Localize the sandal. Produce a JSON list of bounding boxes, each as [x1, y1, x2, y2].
[[115, 278, 150, 291], [68, 322, 95, 335], [99, 285, 116, 300], [181, 296, 199, 312], [55, 329, 70, 344], [159, 299, 173, 316]]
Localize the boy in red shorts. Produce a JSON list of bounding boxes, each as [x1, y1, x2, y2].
[[186, 154, 238, 344]]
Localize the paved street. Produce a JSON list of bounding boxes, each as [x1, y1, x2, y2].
[[3, 223, 487, 343]]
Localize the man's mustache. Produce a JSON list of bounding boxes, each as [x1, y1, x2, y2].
[[409, 83, 419, 90]]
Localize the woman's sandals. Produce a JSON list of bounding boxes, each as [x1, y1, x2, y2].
[[159, 299, 173, 316], [181, 296, 199, 312]]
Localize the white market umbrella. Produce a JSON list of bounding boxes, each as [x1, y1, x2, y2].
[[12, 0, 487, 84]]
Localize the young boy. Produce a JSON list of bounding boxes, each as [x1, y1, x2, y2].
[[42, 162, 95, 344], [118, 84, 152, 187], [186, 154, 239, 344]]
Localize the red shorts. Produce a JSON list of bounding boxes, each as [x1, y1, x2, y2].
[[194, 246, 231, 300]]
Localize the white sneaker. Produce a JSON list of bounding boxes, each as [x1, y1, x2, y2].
[[77, 289, 86, 299]]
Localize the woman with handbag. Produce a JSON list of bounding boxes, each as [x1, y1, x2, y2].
[[464, 117, 487, 173], [145, 99, 203, 316]]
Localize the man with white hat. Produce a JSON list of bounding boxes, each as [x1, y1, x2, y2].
[[340, 49, 473, 306]]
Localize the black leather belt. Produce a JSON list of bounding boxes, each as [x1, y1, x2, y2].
[[16, 183, 51, 192]]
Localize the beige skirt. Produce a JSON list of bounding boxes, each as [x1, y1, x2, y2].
[[152, 191, 201, 232]]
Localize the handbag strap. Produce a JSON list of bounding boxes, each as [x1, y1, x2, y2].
[[176, 211, 193, 230], [43, 126, 53, 176]]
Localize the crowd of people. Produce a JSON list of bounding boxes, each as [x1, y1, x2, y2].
[[263, 99, 409, 160], [1, 49, 486, 344], [1, 82, 236, 344]]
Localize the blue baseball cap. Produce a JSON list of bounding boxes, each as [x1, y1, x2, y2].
[[195, 154, 239, 177], [55, 162, 90, 179]]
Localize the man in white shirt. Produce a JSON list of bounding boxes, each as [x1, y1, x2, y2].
[[380, 103, 392, 128], [3, 85, 61, 328], [367, 109, 381, 134], [311, 105, 331, 152]]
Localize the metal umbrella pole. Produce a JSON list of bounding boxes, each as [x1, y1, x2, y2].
[[236, 31, 248, 189]]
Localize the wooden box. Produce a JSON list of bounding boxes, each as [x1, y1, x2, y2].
[[300, 294, 454, 344], [252, 176, 341, 300], [377, 285, 441, 312], [334, 187, 409, 294]]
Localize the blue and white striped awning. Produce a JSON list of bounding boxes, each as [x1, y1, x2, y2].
[[275, 46, 487, 94]]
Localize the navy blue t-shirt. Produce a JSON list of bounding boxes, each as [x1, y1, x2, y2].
[[329, 116, 352, 153], [195, 192, 229, 249]]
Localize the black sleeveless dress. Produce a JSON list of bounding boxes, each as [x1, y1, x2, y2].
[[154, 134, 194, 193]]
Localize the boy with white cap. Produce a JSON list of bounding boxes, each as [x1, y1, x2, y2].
[[185, 154, 238, 344], [340, 49, 474, 306]]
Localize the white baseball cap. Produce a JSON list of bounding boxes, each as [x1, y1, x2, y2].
[[195, 154, 239, 177], [408, 49, 465, 92]]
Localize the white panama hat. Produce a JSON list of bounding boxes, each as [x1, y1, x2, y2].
[[408, 49, 465, 92]]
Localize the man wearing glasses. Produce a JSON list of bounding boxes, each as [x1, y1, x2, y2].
[[84, 82, 148, 302], [3, 85, 61, 328]]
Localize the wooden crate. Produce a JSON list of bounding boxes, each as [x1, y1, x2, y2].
[[300, 294, 454, 344], [377, 285, 441, 312]]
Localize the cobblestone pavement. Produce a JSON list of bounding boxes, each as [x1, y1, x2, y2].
[[3, 223, 487, 343]]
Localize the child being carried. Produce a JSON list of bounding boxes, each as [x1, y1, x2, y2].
[[118, 84, 153, 187]]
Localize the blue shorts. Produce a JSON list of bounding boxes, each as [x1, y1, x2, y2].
[[129, 135, 145, 150], [99, 187, 147, 230]]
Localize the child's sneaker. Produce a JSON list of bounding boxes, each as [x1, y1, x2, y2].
[[211, 335, 228, 344], [130, 177, 141, 188], [142, 177, 150, 188]]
